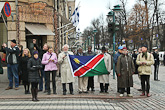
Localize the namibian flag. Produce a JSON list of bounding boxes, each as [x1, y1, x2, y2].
[[68, 54, 109, 77]]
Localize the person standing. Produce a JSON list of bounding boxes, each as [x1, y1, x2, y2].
[[3, 40, 20, 90], [42, 47, 58, 95], [20, 48, 31, 94], [76, 47, 88, 94], [27, 51, 42, 101], [18, 45, 23, 84], [116, 47, 135, 97], [152, 47, 160, 81], [113, 46, 123, 93], [98, 47, 111, 93], [86, 45, 96, 91], [33, 39, 48, 92], [132, 49, 138, 74], [136, 45, 154, 97], [58, 44, 74, 95]]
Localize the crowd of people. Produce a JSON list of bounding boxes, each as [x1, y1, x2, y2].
[[0, 39, 159, 101]]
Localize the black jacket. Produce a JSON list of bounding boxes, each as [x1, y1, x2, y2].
[[153, 52, 159, 65], [20, 56, 31, 82], [4, 46, 19, 64], [27, 57, 42, 83], [34, 44, 47, 59]]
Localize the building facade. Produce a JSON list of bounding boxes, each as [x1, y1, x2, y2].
[[0, 0, 76, 53]]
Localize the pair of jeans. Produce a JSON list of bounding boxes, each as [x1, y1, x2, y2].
[[141, 75, 150, 94], [45, 71, 56, 93], [7, 64, 19, 88], [39, 69, 47, 91]]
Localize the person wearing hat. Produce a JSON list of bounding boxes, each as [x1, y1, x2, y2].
[[98, 47, 111, 93], [116, 47, 135, 97], [113, 45, 123, 93], [152, 47, 160, 81], [3, 39, 20, 90], [27, 51, 42, 101], [136, 45, 154, 97]]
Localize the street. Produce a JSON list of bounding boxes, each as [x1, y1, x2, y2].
[[0, 65, 165, 110]]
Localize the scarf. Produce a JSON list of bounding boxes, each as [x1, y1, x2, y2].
[[142, 52, 147, 60]]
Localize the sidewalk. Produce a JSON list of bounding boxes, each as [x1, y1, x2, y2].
[[0, 73, 145, 99]]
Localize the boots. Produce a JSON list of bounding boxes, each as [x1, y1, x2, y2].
[[62, 83, 67, 95], [69, 83, 74, 95], [105, 84, 109, 93], [100, 83, 104, 93], [31, 88, 35, 101], [34, 88, 39, 101]]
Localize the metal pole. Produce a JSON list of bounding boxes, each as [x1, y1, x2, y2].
[[113, 12, 116, 79], [94, 34, 95, 52]]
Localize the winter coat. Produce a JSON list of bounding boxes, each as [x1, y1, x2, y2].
[[132, 53, 138, 74], [42, 52, 58, 71], [27, 57, 42, 83], [136, 52, 154, 75], [116, 54, 135, 88], [114, 52, 122, 64], [98, 53, 111, 83], [152, 52, 159, 66], [58, 51, 74, 83], [19, 56, 31, 82], [4, 46, 19, 64]]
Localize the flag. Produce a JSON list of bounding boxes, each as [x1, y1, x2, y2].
[[68, 54, 109, 77], [71, 6, 79, 27]]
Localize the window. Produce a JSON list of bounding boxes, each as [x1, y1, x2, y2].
[[69, 6, 72, 19]]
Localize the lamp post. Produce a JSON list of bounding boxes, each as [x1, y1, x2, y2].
[[107, 5, 122, 79], [93, 29, 98, 52]]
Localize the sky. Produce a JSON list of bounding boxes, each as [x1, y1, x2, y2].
[[75, 0, 136, 32]]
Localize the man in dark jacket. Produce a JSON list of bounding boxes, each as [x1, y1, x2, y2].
[[132, 49, 138, 74], [32, 39, 48, 92], [113, 46, 123, 93], [152, 47, 160, 81], [86, 45, 96, 91], [3, 39, 20, 90]]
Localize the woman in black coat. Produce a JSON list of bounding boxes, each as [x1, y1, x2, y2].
[[20, 48, 31, 94], [27, 51, 42, 101]]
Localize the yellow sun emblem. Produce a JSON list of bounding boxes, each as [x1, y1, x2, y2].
[[74, 58, 80, 64]]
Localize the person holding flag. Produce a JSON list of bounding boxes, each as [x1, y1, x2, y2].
[[98, 47, 111, 93], [76, 47, 88, 94], [58, 44, 74, 95], [86, 45, 96, 91]]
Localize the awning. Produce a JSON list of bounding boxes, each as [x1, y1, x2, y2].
[[25, 24, 55, 36], [0, 2, 5, 13]]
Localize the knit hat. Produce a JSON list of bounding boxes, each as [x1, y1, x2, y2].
[[33, 51, 38, 55], [123, 47, 127, 50], [142, 45, 148, 49], [118, 46, 123, 50], [11, 39, 16, 44]]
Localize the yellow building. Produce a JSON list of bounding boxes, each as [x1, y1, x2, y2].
[[0, 0, 76, 53]]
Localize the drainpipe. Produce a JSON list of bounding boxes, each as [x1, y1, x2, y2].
[[15, 0, 19, 44]]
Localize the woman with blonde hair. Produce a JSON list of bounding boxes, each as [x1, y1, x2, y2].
[[19, 48, 31, 94]]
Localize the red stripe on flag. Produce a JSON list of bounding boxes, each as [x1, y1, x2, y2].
[[74, 54, 103, 76]]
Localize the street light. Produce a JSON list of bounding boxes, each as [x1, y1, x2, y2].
[[107, 5, 122, 79], [93, 29, 98, 52]]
